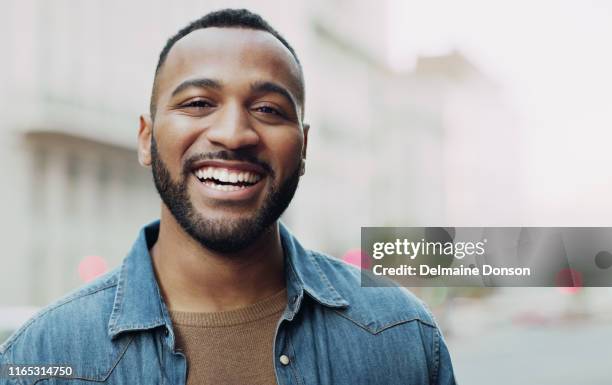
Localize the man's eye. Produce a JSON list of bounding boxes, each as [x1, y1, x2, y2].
[[182, 100, 213, 109], [255, 106, 283, 116]]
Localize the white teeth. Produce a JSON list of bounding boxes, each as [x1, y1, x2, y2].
[[203, 168, 213, 179], [203, 180, 247, 191], [195, 167, 262, 184], [220, 169, 229, 182]]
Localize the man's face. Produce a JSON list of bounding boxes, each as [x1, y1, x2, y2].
[[140, 27, 308, 253]]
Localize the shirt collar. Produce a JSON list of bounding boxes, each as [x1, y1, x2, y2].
[[107, 220, 348, 339], [107, 220, 168, 339], [278, 222, 348, 318]]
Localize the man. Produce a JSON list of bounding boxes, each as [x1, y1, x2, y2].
[[1, 9, 456, 385]]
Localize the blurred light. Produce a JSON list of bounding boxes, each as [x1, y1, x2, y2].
[[78, 255, 108, 283], [556, 268, 583, 294], [341, 249, 371, 269]]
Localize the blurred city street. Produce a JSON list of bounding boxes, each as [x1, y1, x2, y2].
[[450, 322, 612, 384], [443, 288, 612, 384]]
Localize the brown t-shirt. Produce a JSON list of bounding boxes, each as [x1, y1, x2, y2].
[[169, 289, 287, 385]]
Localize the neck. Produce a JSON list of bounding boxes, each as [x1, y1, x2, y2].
[[151, 205, 286, 313]]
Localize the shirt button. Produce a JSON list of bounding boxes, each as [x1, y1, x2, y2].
[[279, 354, 290, 366]]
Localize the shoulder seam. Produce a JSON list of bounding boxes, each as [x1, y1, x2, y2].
[[1, 281, 118, 353]]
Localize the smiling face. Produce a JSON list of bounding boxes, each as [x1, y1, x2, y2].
[[138, 27, 308, 253]]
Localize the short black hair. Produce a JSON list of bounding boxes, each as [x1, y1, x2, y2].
[[150, 8, 304, 119]]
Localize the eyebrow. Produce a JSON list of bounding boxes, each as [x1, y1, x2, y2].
[[170, 78, 223, 98], [250, 81, 299, 115]]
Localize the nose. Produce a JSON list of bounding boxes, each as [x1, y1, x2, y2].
[[204, 102, 260, 150]]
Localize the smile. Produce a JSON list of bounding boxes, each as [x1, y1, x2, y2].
[[194, 166, 263, 191]]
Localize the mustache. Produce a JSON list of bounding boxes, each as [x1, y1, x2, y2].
[[182, 150, 274, 176]]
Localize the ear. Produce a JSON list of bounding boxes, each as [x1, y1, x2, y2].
[[302, 123, 309, 159], [138, 114, 153, 167], [300, 123, 310, 176]]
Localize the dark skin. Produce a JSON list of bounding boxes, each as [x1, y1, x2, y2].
[[137, 28, 309, 312]]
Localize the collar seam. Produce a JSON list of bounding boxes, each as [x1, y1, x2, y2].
[[108, 320, 167, 335], [108, 256, 129, 337]]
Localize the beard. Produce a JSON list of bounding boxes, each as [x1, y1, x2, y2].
[[150, 137, 301, 253]]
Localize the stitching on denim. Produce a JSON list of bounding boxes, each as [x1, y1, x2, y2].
[[287, 334, 305, 385], [100, 334, 135, 381], [378, 318, 436, 333], [109, 320, 166, 335], [332, 308, 435, 335], [155, 273, 173, 344], [419, 299, 439, 328], [158, 331, 165, 385], [284, 252, 304, 321], [432, 326, 441, 384], [27, 334, 134, 384], [108, 260, 128, 334]]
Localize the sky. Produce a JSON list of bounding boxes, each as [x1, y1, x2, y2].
[[386, 0, 612, 224]]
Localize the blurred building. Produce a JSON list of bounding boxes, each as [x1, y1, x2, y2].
[[0, 0, 516, 306]]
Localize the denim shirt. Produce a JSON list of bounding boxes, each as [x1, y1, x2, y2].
[[1, 221, 456, 385]]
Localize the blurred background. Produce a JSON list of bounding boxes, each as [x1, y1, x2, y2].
[[1, 0, 612, 383]]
